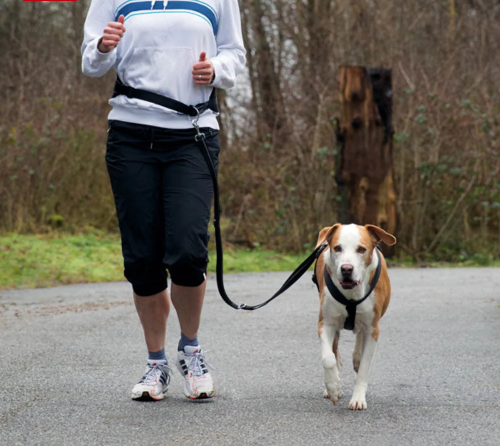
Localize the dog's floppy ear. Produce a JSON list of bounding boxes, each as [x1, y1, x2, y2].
[[316, 224, 341, 248], [365, 224, 397, 246]]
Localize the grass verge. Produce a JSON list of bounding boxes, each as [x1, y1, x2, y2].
[[0, 233, 308, 290], [1, 233, 499, 290]]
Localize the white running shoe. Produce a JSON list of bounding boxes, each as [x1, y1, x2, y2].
[[131, 361, 171, 401], [176, 346, 215, 399]]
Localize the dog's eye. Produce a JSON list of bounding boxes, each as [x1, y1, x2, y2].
[[357, 247, 367, 254], [333, 245, 342, 253]]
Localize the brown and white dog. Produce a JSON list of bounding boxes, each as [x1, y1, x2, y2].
[[314, 223, 396, 410]]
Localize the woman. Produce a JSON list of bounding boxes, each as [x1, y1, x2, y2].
[[81, 0, 246, 401]]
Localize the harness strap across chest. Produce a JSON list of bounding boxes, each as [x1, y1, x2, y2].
[[322, 248, 382, 331]]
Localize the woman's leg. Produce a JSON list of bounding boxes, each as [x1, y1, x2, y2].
[[106, 121, 168, 303], [161, 128, 220, 399], [161, 129, 220, 341], [134, 289, 170, 352], [106, 120, 171, 394], [170, 281, 206, 339]]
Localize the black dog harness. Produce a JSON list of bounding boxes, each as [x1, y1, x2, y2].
[[318, 248, 382, 330], [112, 78, 330, 310]]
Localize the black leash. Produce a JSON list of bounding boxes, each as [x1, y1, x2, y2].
[[323, 248, 382, 330], [194, 122, 329, 309], [113, 78, 329, 310]]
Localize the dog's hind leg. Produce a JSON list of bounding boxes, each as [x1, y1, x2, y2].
[[320, 323, 342, 405], [353, 331, 363, 373]]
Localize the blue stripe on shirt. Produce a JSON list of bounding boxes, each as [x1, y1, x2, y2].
[[115, 1, 218, 34], [115, 0, 218, 20]]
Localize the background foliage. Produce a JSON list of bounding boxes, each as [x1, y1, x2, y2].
[[1, 0, 499, 263]]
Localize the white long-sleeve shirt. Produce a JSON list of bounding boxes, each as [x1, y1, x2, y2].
[[82, 0, 246, 129]]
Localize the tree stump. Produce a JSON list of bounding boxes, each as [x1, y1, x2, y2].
[[335, 66, 396, 255]]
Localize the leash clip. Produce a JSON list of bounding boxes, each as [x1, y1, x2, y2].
[[191, 106, 203, 140]]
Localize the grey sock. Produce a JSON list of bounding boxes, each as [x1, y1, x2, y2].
[[178, 333, 198, 351], [148, 348, 167, 362]]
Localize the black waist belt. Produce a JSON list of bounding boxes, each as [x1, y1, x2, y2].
[[112, 77, 219, 117]]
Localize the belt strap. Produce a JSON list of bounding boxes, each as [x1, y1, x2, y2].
[[112, 77, 219, 117]]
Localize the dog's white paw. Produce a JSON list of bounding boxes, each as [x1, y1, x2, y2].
[[325, 381, 341, 405], [348, 397, 367, 410], [323, 388, 342, 400]]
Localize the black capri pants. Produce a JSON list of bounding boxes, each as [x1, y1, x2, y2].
[[106, 120, 220, 296]]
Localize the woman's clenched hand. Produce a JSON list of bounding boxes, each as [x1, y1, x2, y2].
[[98, 15, 126, 53], [192, 52, 215, 85]]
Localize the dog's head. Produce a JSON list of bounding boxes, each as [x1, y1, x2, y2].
[[317, 224, 396, 291]]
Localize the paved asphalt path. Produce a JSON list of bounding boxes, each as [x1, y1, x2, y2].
[[1, 268, 499, 446]]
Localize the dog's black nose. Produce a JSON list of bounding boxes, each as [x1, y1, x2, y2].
[[341, 264, 354, 276]]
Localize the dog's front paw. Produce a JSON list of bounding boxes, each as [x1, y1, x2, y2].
[[349, 384, 368, 410], [323, 388, 342, 400], [348, 397, 367, 410], [325, 381, 341, 405]]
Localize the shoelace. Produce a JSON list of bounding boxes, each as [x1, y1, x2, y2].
[[186, 351, 214, 378], [140, 363, 171, 385]]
